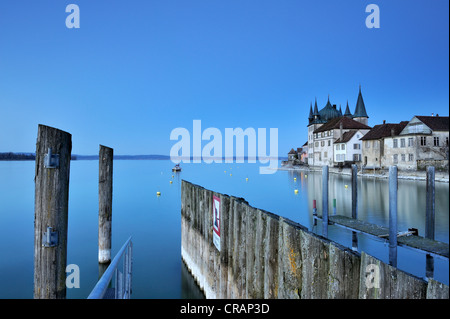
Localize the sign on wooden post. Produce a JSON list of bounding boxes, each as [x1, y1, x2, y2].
[[213, 195, 221, 251]]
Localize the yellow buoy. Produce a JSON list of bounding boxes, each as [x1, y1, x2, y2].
[[245, 178, 248, 181], [305, 174, 308, 178], [170, 181, 173, 184], [344, 185, 348, 188], [156, 191, 161, 196], [171, 175, 174, 178], [294, 189, 299, 194], [230, 173, 232, 176], [294, 177, 297, 181]]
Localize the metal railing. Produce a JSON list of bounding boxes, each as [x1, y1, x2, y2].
[[88, 236, 133, 299]]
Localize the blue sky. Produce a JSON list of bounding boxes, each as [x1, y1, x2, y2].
[[0, 0, 448, 156]]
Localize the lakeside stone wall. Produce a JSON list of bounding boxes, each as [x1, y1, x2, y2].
[[181, 180, 449, 299]]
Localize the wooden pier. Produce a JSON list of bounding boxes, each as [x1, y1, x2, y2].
[[314, 214, 449, 259]]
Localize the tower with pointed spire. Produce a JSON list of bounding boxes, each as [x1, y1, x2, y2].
[[352, 85, 369, 125]]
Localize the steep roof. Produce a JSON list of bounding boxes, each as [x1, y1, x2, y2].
[[313, 116, 371, 133], [288, 148, 296, 154], [353, 86, 369, 118], [360, 121, 409, 140], [344, 101, 352, 117], [334, 130, 358, 144], [415, 116, 449, 131], [318, 97, 341, 122]]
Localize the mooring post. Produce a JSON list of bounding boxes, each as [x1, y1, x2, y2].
[[98, 145, 114, 264], [425, 166, 435, 278], [389, 166, 398, 267], [351, 164, 358, 251], [351, 164, 358, 219], [33, 125, 72, 299], [322, 165, 329, 238], [312, 199, 317, 226]]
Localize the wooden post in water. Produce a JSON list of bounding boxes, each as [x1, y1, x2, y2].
[[425, 166, 435, 278], [389, 166, 398, 267], [351, 164, 358, 251], [33, 125, 72, 299], [98, 145, 113, 264], [322, 165, 329, 238], [312, 199, 317, 226]]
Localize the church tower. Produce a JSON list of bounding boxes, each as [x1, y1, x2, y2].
[[352, 86, 369, 125]]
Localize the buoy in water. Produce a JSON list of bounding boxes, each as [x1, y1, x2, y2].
[[294, 189, 299, 194], [157, 191, 161, 196], [305, 174, 308, 178], [230, 173, 232, 176], [170, 181, 173, 184], [294, 177, 297, 181], [245, 177, 248, 181], [344, 185, 348, 188]]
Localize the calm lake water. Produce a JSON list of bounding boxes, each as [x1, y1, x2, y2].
[[0, 160, 448, 298]]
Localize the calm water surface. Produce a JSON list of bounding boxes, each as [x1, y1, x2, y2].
[[0, 160, 448, 298]]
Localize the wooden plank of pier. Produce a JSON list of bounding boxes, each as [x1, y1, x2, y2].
[[315, 214, 449, 259]]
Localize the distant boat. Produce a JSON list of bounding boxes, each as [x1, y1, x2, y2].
[[172, 164, 182, 172]]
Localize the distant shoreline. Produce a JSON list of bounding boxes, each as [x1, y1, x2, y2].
[[0, 153, 171, 161], [0, 153, 287, 162]]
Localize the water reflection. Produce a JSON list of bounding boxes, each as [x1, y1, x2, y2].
[[299, 169, 449, 284], [180, 260, 205, 299]]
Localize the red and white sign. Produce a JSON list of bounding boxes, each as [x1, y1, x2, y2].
[[213, 195, 220, 251]]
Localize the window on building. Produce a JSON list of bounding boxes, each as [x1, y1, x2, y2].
[[420, 136, 427, 146], [328, 140, 331, 146], [408, 154, 414, 162], [373, 140, 378, 148], [321, 141, 325, 147], [353, 154, 361, 162], [401, 154, 405, 162], [365, 141, 370, 148], [315, 142, 319, 147], [408, 138, 413, 147], [400, 138, 405, 148], [324, 151, 327, 158], [393, 139, 398, 148], [342, 144, 346, 150], [330, 131, 334, 136], [393, 154, 398, 164], [434, 136, 440, 146], [353, 144, 360, 150]]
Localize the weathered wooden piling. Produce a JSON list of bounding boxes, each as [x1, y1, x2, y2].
[[389, 166, 398, 267], [98, 145, 113, 264], [351, 164, 358, 251], [425, 166, 435, 278], [322, 165, 329, 238], [33, 125, 72, 299]]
